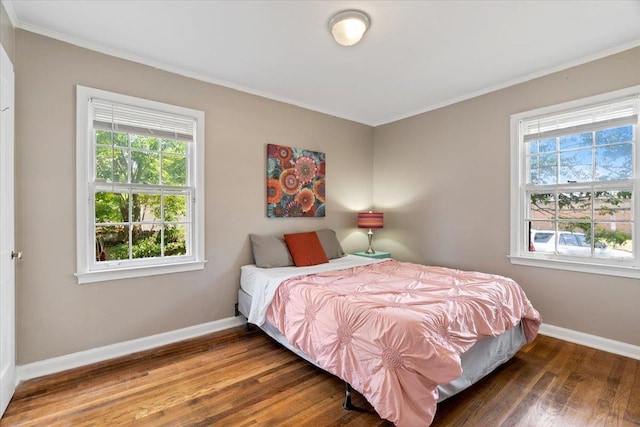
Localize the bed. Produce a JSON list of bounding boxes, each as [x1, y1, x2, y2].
[[237, 231, 541, 426]]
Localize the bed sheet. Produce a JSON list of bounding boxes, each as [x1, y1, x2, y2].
[[240, 254, 387, 325]]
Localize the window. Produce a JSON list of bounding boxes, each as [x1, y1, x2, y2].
[[75, 86, 205, 284], [510, 86, 640, 278]]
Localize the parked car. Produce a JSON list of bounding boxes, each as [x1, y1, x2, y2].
[[530, 230, 632, 259]]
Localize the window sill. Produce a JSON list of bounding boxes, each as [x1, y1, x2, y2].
[[75, 260, 207, 284], [508, 255, 640, 279]]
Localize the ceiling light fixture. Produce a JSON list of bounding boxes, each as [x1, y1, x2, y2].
[[328, 10, 370, 47]]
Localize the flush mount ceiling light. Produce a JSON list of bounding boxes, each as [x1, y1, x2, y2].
[[328, 10, 370, 47]]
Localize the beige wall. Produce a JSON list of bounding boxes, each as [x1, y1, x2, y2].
[[373, 47, 640, 346], [0, 1, 14, 62], [14, 30, 374, 364], [13, 24, 640, 365]]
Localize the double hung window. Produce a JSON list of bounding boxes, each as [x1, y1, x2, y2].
[[76, 86, 205, 283], [510, 86, 640, 278]]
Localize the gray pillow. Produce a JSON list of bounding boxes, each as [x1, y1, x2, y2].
[[250, 234, 294, 268], [316, 229, 345, 259]]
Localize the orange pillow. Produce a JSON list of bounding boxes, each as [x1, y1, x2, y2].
[[283, 232, 329, 267]]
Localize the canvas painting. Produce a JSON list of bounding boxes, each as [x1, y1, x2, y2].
[[267, 144, 325, 217]]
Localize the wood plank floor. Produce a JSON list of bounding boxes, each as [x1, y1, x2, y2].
[[1, 326, 639, 426]]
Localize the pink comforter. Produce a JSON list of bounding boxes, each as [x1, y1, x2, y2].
[[266, 260, 541, 426]]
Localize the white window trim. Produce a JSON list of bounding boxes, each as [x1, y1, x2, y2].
[[509, 85, 640, 279], [75, 86, 206, 284]]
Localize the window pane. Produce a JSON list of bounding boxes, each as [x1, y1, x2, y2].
[[131, 150, 160, 184], [559, 132, 593, 150], [558, 192, 592, 220], [95, 130, 127, 147], [131, 224, 161, 259], [130, 135, 160, 151], [114, 132, 128, 147], [529, 224, 556, 254], [95, 130, 111, 146], [534, 153, 557, 184], [594, 190, 632, 222], [559, 149, 592, 183], [96, 146, 113, 182], [162, 139, 186, 154], [96, 225, 129, 261], [112, 148, 129, 183], [594, 222, 633, 259], [560, 236, 589, 256], [162, 154, 187, 186], [164, 224, 187, 256], [95, 191, 129, 223], [136, 193, 162, 222], [528, 155, 557, 185], [528, 192, 556, 221], [596, 125, 633, 145], [164, 193, 188, 222], [538, 138, 556, 152], [595, 143, 632, 181]]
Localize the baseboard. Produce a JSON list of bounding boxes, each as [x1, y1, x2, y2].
[[16, 316, 246, 384], [16, 318, 638, 385], [539, 323, 640, 361]]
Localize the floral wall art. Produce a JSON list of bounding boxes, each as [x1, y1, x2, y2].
[[267, 144, 326, 217]]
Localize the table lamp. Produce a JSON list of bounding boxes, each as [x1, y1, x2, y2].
[[358, 211, 383, 254]]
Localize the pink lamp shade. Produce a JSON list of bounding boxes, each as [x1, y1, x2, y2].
[[357, 212, 383, 254], [358, 212, 383, 229]]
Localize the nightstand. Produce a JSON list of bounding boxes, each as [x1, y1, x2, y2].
[[353, 251, 391, 259]]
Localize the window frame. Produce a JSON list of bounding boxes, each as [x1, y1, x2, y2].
[[509, 85, 640, 279], [75, 86, 206, 284]]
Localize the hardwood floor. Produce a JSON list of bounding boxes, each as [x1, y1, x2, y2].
[[1, 326, 638, 426]]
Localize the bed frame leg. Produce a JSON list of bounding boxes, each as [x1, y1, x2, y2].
[[343, 382, 354, 410]]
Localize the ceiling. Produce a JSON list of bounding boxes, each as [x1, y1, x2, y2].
[[5, 0, 640, 126]]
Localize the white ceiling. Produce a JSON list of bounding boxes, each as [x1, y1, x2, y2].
[[5, 0, 640, 126]]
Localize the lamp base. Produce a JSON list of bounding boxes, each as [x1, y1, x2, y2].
[[365, 230, 375, 254]]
